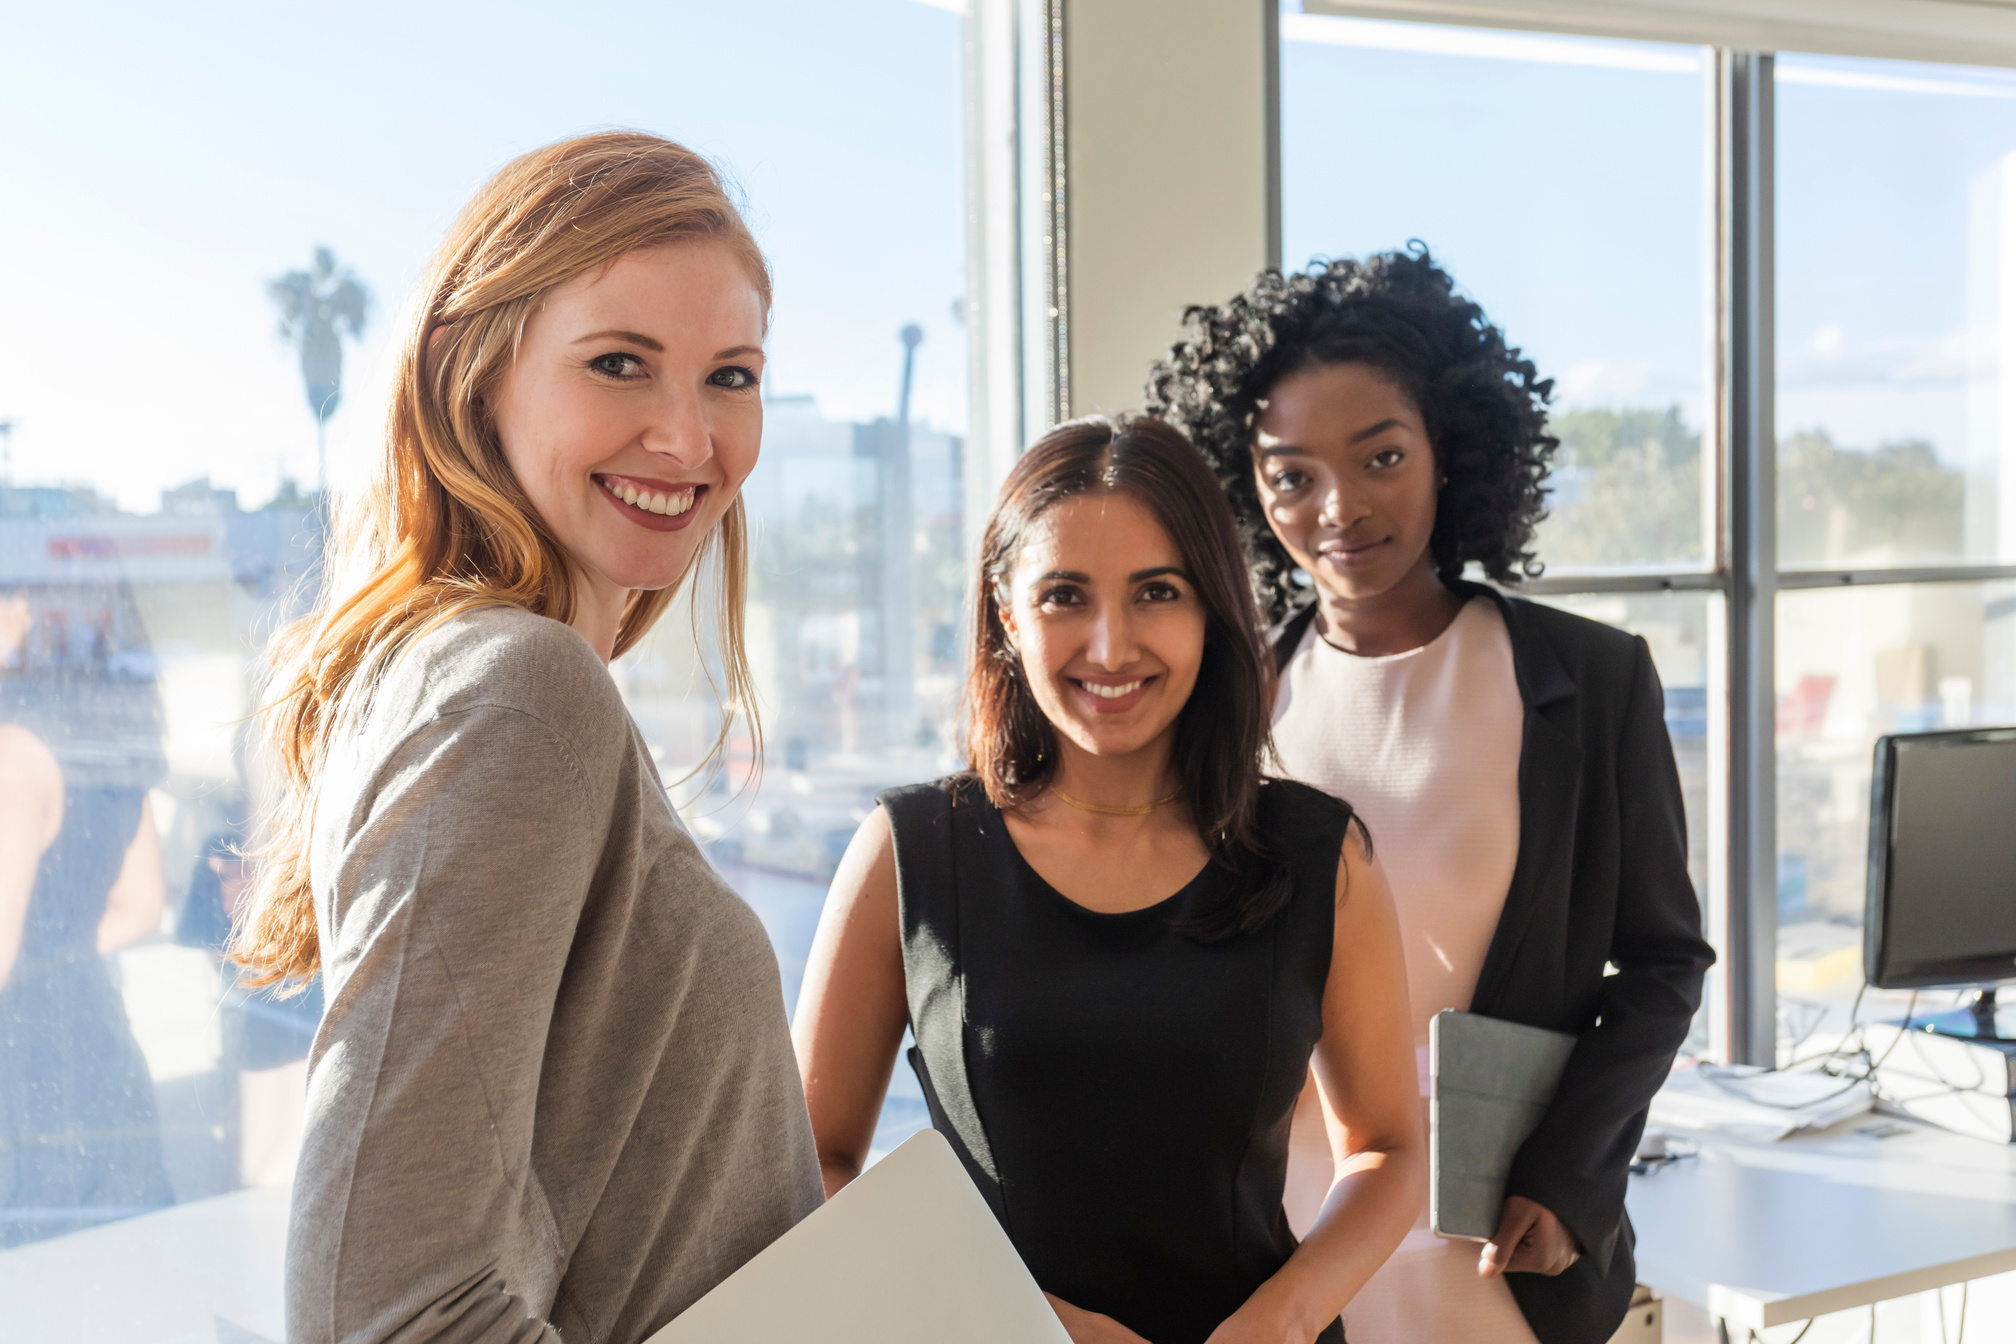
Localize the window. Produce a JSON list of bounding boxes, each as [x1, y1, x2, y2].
[[0, 0, 961, 1328], [1282, 13, 2016, 1062], [1281, 10, 1712, 575], [1773, 54, 2016, 1034], [1279, 11, 1720, 1010], [1777, 55, 2016, 570], [1774, 582, 2016, 1015]]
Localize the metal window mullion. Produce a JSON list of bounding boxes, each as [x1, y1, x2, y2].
[[1041, 0, 1069, 424], [1264, 0, 1283, 272], [1722, 49, 1777, 1068], [1777, 565, 2016, 590]]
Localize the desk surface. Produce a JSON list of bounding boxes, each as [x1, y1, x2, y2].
[[1628, 1113, 2016, 1328]]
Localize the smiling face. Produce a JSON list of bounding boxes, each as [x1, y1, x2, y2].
[[997, 492, 1207, 763], [488, 240, 766, 617], [1252, 362, 1441, 604]]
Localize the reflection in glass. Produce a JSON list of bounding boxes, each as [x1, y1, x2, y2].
[[1280, 9, 1710, 572], [0, 581, 173, 1246], [1777, 55, 2016, 567], [1775, 583, 2016, 1029]]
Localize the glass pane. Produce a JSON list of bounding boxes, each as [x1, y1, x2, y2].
[[0, 1, 961, 1331], [1777, 55, 2016, 568], [1775, 582, 2016, 1049], [1280, 9, 1711, 573]]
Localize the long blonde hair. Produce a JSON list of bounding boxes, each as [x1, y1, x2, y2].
[[233, 131, 768, 987]]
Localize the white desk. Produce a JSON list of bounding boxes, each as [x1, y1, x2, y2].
[[1627, 1113, 2016, 1331]]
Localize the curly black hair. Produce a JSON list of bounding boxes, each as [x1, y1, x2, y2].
[[1143, 245, 1557, 624]]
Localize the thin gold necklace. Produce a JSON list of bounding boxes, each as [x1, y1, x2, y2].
[[1048, 784, 1181, 817]]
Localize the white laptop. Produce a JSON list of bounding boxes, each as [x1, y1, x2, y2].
[[646, 1128, 1071, 1344]]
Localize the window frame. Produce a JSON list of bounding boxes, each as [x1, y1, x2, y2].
[[972, 1, 2016, 1066]]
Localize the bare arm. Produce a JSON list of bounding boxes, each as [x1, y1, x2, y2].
[[0, 724, 64, 988], [1208, 825, 1427, 1344], [792, 806, 911, 1197], [97, 796, 165, 953]]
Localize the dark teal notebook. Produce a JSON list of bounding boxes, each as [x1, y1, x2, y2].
[[1429, 1009, 1578, 1240]]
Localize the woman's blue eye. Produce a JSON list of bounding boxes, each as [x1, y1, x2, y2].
[[590, 352, 645, 379], [709, 365, 759, 390]]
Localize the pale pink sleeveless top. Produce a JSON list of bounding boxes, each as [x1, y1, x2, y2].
[[1273, 595, 1537, 1344]]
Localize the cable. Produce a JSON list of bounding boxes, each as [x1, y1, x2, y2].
[[1779, 983, 1869, 1072], [1701, 992, 1922, 1112], [1860, 995, 2016, 1139], [1746, 1318, 1814, 1344]]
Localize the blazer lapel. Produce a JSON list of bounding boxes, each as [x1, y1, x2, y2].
[[1464, 584, 1582, 1018]]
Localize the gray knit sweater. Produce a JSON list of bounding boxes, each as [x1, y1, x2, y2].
[[288, 606, 823, 1344]]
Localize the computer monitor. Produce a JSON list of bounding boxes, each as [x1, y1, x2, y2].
[[1866, 728, 2016, 1038]]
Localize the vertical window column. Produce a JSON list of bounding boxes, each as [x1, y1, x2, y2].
[[1720, 49, 1778, 1066]]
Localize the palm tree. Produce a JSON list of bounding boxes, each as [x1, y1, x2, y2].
[[268, 247, 369, 496]]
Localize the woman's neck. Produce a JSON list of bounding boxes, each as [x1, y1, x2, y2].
[[567, 565, 630, 665], [1046, 735, 1182, 815], [1313, 557, 1466, 658]]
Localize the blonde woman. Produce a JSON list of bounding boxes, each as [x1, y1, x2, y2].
[[233, 133, 823, 1344]]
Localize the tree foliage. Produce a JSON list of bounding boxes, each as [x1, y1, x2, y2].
[[1536, 406, 1703, 570], [1532, 406, 1965, 572], [1778, 431, 1962, 565]]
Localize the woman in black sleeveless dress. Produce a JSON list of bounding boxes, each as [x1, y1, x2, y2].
[[796, 416, 1424, 1344], [1, 589, 175, 1247]]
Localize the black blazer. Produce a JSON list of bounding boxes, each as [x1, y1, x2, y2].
[[1273, 581, 1715, 1344]]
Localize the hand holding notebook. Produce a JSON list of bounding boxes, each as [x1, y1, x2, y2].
[[1428, 1008, 1577, 1242]]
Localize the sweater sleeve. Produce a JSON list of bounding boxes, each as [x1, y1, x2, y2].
[[1503, 636, 1716, 1277], [287, 702, 603, 1344]]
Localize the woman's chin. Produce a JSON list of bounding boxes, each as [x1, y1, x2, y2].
[[591, 544, 707, 595], [1056, 720, 1171, 761], [1312, 565, 1412, 606]]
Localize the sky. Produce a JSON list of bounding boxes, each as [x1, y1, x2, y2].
[[1280, 12, 2016, 469], [6, 5, 2016, 513], [0, 0, 966, 511]]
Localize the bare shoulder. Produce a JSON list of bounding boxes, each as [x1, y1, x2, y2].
[[1333, 812, 1381, 911], [0, 722, 60, 787], [830, 804, 898, 904]]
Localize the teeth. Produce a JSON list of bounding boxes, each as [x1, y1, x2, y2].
[[601, 478, 697, 516], [1085, 680, 1142, 699]]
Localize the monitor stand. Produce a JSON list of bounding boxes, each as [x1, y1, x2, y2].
[[1919, 988, 2016, 1044]]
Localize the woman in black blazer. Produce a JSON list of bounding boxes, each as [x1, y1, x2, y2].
[[1146, 248, 1715, 1344]]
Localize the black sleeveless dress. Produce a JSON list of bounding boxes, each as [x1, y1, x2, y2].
[[881, 775, 1353, 1344], [0, 782, 175, 1247], [1, 670, 173, 1248]]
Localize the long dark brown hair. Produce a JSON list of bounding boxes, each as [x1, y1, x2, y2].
[[964, 414, 1289, 940]]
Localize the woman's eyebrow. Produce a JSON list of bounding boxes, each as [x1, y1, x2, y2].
[[1129, 566, 1187, 583], [572, 328, 664, 352], [1347, 417, 1406, 445]]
